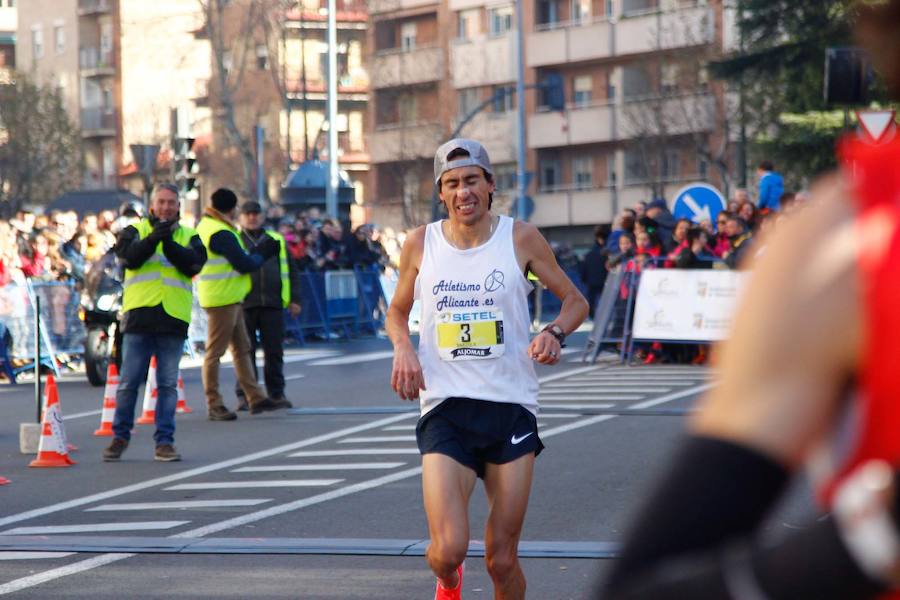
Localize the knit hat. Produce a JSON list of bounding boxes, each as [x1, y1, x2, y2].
[[211, 188, 238, 212]]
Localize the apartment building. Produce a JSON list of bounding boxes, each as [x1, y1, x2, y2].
[[16, 0, 210, 194], [0, 0, 15, 84], [368, 0, 732, 236], [202, 0, 369, 215]]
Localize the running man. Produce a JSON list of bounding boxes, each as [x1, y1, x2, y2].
[[599, 3, 900, 598], [387, 139, 588, 600]]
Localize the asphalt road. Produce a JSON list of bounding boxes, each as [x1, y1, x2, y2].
[[0, 333, 816, 599]]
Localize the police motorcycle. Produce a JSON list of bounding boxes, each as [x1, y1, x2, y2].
[[79, 201, 141, 386]]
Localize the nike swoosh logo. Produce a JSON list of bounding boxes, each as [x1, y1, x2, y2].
[[510, 432, 534, 445]]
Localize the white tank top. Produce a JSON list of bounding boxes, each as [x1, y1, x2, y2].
[[415, 215, 539, 416]]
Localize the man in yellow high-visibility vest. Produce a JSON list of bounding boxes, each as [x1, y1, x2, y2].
[[102, 183, 207, 463], [234, 201, 301, 411], [197, 188, 287, 420]]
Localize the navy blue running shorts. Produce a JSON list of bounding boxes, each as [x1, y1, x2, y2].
[[416, 397, 544, 478]]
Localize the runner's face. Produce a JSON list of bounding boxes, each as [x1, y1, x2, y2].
[[439, 166, 494, 225]]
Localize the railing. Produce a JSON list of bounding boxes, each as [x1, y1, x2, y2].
[[78, 0, 112, 15], [81, 107, 117, 133], [79, 46, 115, 71]]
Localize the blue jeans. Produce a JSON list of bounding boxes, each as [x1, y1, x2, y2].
[[113, 333, 184, 446]]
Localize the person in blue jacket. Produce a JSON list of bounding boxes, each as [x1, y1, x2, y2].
[[757, 160, 784, 213]]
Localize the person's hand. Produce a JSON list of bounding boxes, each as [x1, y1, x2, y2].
[[148, 220, 175, 242], [391, 343, 426, 402], [256, 235, 279, 259], [527, 331, 561, 365], [288, 302, 301, 318]]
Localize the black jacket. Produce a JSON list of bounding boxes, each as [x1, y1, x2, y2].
[[580, 242, 609, 288], [115, 217, 207, 337], [239, 229, 302, 310]]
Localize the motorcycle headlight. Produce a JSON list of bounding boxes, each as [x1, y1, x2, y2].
[[96, 294, 117, 312]]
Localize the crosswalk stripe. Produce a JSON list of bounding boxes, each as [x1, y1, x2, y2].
[[165, 480, 343, 490], [307, 351, 395, 366], [231, 463, 405, 472], [287, 449, 419, 457], [538, 413, 583, 418], [0, 552, 76, 560], [338, 435, 417, 444], [539, 395, 644, 401], [536, 403, 615, 411], [542, 387, 671, 394], [382, 424, 417, 432], [86, 500, 272, 512], [2, 522, 189, 535], [546, 380, 697, 386]]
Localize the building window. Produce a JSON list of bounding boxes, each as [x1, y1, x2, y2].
[[458, 88, 480, 120], [573, 156, 592, 188], [573, 75, 592, 107], [492, 86, 514, 113], [256, 44, 269, 70], [401, 22, 416, 51], [622, 0, 658, 16], [493, 164, 516, 192], [661, 63, 678, 94], [537, 0, 558, 26], [607, 154, 618, 186], [489, 6, 513, 36], [623, 66, 652, 99], [662, 148, 680, 180], [398, 94, 416, 123], [572, 0, 590, 22], [31, 26, 43, 60], [457, 9, 479, 40], [624, 148, 648, 184], [54, 24, 65, 54], [539, 158, 560, 191]]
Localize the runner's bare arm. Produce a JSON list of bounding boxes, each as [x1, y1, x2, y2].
[[387, 226, 426, 401], [691, 174, 862, 467], [514, 221, 589, 364]]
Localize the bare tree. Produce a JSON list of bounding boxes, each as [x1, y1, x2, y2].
[[0, 73, 82, 212]]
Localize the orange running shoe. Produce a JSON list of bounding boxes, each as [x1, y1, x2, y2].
[[434, 561, 464, 600]]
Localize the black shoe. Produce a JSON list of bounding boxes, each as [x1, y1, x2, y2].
[[103, 438, 129, 462], [208, 405, 238, 421], [154, 444, 181, 462], [236, 398, 249, 412], [271, 396, 293, 409], [249, 397, 292, 415]]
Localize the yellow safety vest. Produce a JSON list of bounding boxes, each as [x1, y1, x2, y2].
[[122, 218, 195, 324], [267, 231, 291, 308], [196, 216, 251, 308]]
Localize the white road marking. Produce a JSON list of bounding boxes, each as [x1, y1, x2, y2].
[[544, 380, 696, 387], [0, 374, 702, 595], [382, 424, 416, 431], [62, 409, 102, 421], [630, 382, 715, 409], [231, 463, 405, 472], [307, 351, 395, 366], [287, 448, 419, 457], [338, 435, 416, 444], [284, 374, 306, 381], [85, 500, 272, 512], [165, 480, 343, 491], [536, 365, 602, 383], [0, 412, 415, 530], [543, 384, 672, 391], [537, 403, 615, 411], [0, 552, 75, 561], [537, 413, 582, 418], [539, 395, 644, 401], [2, 522, 189, 535]]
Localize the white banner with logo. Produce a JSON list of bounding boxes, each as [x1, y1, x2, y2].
[[631, 270, 749, 342]]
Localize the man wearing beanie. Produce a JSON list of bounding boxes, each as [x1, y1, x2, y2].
[[196, 188, 290, 420]]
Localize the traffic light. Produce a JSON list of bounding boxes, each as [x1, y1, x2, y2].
[[541, 73, 566, 112], [173, 137, 199, 200]]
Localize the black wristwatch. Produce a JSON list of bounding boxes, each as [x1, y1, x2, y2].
[[541, 323, 566, 347]]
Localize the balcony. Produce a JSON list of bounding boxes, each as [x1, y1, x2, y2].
[[457, 111, 517, 163], [78, 0, 112, 16], [529, 103, 616, 149], [530, 187, 616, 227], [369, 0, 437, 16], [371, 46, 443, 90], [81, 108, 117, 138], [618, 92, 715, 138], [451, 34, 515, 89], [79, 47, 115, 77], [369, 121, 443, 163], [527, 6, 712, 68]]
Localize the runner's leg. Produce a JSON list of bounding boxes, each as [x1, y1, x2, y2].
[[482, 453, 535, 600], [422, 453, 477, 588]]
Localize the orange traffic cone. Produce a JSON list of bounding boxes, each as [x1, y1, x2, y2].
[[94, 363, 119, 436], [29, 375, 76, 468], [175, 372, 192, 414], [137, 356, 157, 425]]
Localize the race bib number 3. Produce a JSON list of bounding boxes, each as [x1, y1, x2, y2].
[[436, 310, 505, 361]]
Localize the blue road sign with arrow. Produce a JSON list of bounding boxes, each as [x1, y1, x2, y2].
[[672, 183, 726, 224]]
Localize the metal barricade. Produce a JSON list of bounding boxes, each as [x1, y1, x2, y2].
[[354, 266, 387, 334]]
